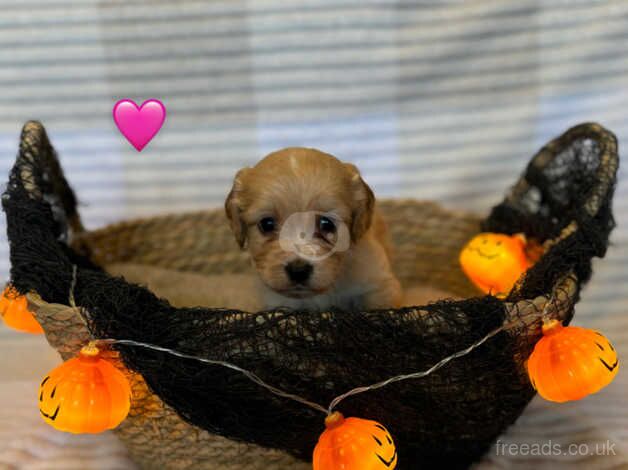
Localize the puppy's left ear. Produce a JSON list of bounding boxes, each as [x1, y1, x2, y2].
[[345, 163, 375, 241]]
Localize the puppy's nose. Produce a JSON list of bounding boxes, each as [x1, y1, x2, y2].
[[285, 260, 313, 284]]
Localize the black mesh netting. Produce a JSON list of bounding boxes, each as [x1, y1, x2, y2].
[[2, 121, 619, 469]]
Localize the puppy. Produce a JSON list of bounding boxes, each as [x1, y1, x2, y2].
[[225, 148, 402, 311]]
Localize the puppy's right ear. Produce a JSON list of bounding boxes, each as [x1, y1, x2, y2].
[[225, 168, 250, 248]]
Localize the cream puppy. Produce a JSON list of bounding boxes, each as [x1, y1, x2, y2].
[[225, 148, 402, 311]]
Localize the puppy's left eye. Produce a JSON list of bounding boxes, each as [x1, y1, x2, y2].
[[258, 217, 276, 234], [317, 216, 336, 234]]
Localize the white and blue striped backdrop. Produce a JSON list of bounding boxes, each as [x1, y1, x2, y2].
[[0, 2, 627, 468]]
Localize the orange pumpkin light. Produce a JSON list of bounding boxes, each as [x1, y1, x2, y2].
[[459, 233, 533, 297], [0, 286, 43, 334], [39, 343, 131, 433], [527, 320, 619, 403], [313, 412, 397, 470]]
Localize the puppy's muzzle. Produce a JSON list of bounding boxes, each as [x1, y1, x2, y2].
[[284, 260, 313, 284]]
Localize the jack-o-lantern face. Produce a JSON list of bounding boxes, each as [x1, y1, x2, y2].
[[527, 320, 619, 402], [313, 412, 397, 470], [459, 233, 531, 297], [39, 346, 131, 434]]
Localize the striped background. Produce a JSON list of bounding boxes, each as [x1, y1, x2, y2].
[[0, 1, 627, 469]]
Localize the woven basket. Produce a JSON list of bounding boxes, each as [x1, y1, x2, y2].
[[3, 121, 618, 469], [27, 199, 483, 470]]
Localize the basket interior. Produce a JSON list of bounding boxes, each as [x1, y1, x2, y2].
[[73, 199, 483, 307]]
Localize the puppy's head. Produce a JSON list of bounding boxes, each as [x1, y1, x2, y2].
[[225, 148, 374, 298]]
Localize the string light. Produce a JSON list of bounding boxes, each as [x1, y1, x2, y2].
[[96, 322, 513, 416], [69, 265, 549, 416], [97, 337, 330, 415]]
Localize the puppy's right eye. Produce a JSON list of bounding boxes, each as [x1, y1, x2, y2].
[[258, 217, 276, 234]]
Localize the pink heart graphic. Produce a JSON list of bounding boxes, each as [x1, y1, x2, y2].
[[113, 99, 166, 151]]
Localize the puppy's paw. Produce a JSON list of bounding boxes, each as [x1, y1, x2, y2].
[[363, 278, 403, 310], [402, 284, 459, 307]]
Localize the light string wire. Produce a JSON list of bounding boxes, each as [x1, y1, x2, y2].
[[326, 321, 513, 413], [70, 265, 556, 417], [96, 337, 330, 415], [94, 322, 517, 416]]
